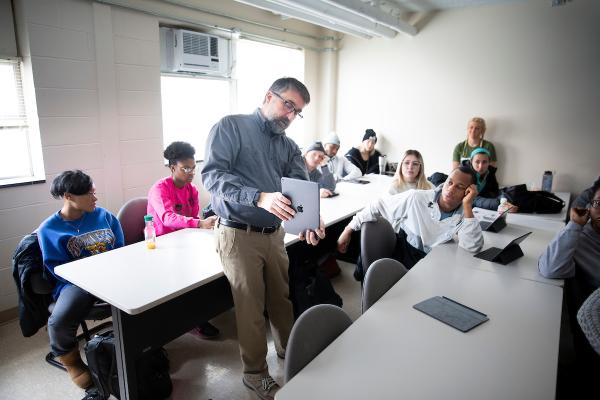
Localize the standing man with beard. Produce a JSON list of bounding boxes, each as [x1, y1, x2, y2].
[[202, 77, 325, 400]]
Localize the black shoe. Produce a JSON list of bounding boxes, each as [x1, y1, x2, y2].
[[190, 321, 220, 339]]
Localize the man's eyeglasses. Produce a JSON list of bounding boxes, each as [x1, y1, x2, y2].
[[590, 199, 600, 209], [271, 91, 303, 119], [179, 166, 196, 174]]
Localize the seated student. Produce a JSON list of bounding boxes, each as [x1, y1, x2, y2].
[[147, 141, 220, 339], [539, 182, 600, 393], [37, 170, 124, 391], [467, 147, 518, 212], [338, 166, 483, 276], [303, 141, 336, 198], [452, 117, 497, 169], [345, 129, 384, 175], [573, 174, 600, 208], [389, 149, 434, 195], [322, 131, 362, 181]]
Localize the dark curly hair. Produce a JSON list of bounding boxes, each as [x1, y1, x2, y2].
[[163, 141, 196, 166], [50, 170, 93, 199], [456, 165, 477, 185]]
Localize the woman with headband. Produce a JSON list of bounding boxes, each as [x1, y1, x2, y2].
[[468, 147, 517, 212]]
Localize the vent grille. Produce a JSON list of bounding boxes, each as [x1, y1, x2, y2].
[[210, 37, 218, 57], [183, 31, 209, 56]]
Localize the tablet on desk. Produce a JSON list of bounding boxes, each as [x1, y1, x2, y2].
[[348, 179, 370, 184], [413, 296, 489, 332], [474, 231, 532, 265], [281, 177, 320, 235]]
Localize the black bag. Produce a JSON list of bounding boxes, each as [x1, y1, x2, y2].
[[85, 331, 172, 400], [501, 184, 565, 214], [290, 258, 343, 319]]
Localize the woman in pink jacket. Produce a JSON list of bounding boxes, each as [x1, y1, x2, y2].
[[147, 141, 219, 339]]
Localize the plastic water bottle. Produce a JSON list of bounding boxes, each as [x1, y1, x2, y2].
[[498, 197, 508, 218], [542, 171, 553, 192], [144, 214, 156, 249]]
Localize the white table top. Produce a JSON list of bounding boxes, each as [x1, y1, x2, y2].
[[277, 260, 563, 400], [55, 229, 224, 315]]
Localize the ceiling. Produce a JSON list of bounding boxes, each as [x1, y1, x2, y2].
[[233, 0, 534, 39]]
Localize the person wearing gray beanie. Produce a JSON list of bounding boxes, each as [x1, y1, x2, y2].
[[345, 129, 384, 175], [303, 141, 335, 197], [322, 131, 361, 182]]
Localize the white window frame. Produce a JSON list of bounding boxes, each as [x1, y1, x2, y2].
[[0, 58, 45, 187]]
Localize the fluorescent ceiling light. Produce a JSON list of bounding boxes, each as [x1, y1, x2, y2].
[[235, 0, 416, 39]]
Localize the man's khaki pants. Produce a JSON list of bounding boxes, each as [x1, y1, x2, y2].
[[215, 223, 294, 374]]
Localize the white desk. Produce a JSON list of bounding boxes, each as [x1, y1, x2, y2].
[[277, 260, 563, 400]]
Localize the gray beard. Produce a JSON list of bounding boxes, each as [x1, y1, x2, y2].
[[267, 117, 290, 134]]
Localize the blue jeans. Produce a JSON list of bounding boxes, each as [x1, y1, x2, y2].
[[48, 284, 95, 356]]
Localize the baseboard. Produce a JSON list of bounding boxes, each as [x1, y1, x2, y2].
[[0, 307, 18, 325]]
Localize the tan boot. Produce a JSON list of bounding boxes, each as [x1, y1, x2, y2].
[[57, 348, 92, 389]]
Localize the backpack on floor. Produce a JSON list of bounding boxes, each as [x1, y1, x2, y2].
[[290, 258, 343, 319], [84, 330, 172, 400]]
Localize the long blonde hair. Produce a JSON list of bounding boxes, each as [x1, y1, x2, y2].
[[391, 150, 430, 191]]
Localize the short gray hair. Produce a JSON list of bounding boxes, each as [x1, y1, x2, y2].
[[268, 77, 310, 104]]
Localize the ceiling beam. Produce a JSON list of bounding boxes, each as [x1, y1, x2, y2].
[[326, 0, 417, 36]]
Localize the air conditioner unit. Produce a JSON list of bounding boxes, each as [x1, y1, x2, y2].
[[160, 28, 231, 77]]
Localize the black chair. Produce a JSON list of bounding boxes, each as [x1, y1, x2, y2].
[[360, 216, 397, 278], [29, 269, 112, 370], [14, 233, 111, 371]]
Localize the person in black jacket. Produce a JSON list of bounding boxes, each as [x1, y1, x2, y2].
[[345, 129, 384, 175], [467, 147, 518, 212]]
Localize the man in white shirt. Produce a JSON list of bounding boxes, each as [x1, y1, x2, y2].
[[338, 166, 483, 273], [323, 132, 362, 181]]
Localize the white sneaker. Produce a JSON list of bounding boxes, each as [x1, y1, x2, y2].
[[242, 372, 280, 400]]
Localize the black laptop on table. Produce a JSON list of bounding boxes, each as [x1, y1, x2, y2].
[[474, 231, 532, 265]]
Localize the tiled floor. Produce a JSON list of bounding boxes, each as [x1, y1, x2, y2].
[[0, 260, 362, 400]]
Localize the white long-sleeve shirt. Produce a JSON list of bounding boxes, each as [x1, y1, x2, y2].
[[327, 155, 362, 181], [348, 188, 484, 253]]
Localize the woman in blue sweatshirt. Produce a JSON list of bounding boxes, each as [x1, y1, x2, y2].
[[37, 170, 124, 390]]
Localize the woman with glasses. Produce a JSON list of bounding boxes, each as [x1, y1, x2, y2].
[[452, 117, 497, 169], [37, 170, 124, 391], [466, 148, 517, 212], [345, 129, 384, 175], [389, 149, 434, 195], [147, 141, 220, 339]]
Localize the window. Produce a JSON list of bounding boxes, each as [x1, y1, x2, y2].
[[160, 38, 305, 160], [161, 76, 231, 160], [0, 59, 44, 186]]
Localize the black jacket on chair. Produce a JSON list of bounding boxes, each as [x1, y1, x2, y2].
[[12, 233, 54, 337]]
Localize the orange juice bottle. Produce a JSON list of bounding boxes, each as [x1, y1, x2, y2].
[[143, 215, 156, 249]]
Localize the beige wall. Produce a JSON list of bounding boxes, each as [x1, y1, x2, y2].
[[335, 0, 600, 193], [0, 0, 328, 313]]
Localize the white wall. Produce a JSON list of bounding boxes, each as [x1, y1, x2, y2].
[[335, 0, 600, 193], [0, 0, 329, 314]]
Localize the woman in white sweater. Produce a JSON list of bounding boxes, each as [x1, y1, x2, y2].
[[389, 149, 434, 195]]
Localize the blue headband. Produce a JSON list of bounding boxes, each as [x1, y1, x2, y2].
[[470, 147, 491, 159]]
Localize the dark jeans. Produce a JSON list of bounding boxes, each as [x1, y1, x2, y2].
[[355, 229, 426, 281], [48, 284, 95, 356]]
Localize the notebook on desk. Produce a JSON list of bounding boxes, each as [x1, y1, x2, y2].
[[474, 231, 532, 265]]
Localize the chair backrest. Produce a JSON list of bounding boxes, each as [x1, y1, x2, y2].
[[360, 216, 397, 275], [362, 258, 407, 313], [577, 287, 600, 355], [117, 197, 148, 245], [284, 304, 352, 383]]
